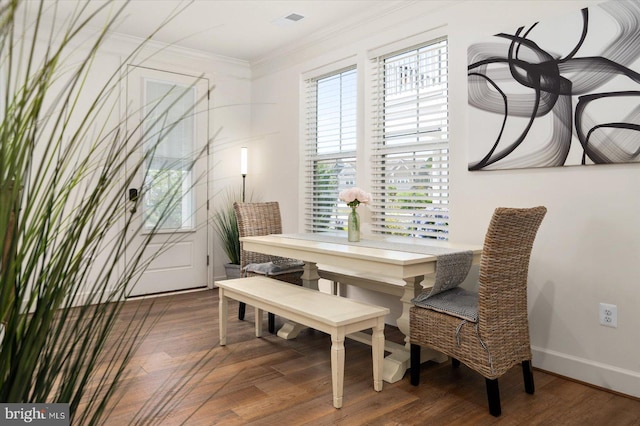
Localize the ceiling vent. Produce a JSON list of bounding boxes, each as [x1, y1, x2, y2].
[[285, 13, 304, 22], [273, 12, 305, 27]]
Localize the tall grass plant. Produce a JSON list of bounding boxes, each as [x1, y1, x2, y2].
[[0, 0, 207, 422]]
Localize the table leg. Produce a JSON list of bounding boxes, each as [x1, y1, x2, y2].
[[397, 275, 448, 373], [372, 318, 385, 392], [349, 274, 446, 383], [382, 274, 452, 383], [277, 261, 320, 339], [219, 289, 227, 346], [255, 307, 263, 337], [397, 275, 424, 347], [276, 322, 306, 339], [330, 329, 346, 409], [374, 275, 423, 382], [301, 261, 320, 290]]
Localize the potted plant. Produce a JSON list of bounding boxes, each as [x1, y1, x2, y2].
[[212, 189, 243, 278], [0, 1, 208, 422]]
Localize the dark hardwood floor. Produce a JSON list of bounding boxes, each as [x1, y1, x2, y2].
[[98, 289, 640, 425]]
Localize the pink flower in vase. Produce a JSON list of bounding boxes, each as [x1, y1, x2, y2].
[[339, 187, 370, 242], [338, 187, 371, 208]]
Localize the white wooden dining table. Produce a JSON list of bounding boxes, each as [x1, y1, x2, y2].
[[239, 232, 482, 383]]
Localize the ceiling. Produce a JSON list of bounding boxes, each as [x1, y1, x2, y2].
[[49, 0, 420, 64]]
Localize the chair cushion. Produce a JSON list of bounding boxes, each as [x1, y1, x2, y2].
[[244, 260, 304, 276], [425, 250, 474, 298], [412, 287, 478, 322]]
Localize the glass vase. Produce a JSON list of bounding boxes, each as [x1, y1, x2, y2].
[[348, 206, 360, 242]]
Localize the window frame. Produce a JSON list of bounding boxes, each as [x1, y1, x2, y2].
[[301, 34, 450, 240], [369, 37, 450, 240], [303, 65, 358, 234]]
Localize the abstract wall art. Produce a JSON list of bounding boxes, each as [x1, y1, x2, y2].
[[467, 0, 640, 171]]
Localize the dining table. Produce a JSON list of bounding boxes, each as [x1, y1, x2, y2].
[[239, 232, 482, 383]]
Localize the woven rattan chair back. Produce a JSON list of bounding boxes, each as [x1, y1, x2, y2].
[[234, 201, 284, 270], [477, 206, 547, 345]]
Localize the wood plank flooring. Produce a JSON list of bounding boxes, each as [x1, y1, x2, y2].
[[99, 289, 640, 425]]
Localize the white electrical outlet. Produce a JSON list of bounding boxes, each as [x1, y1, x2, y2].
[[599, 303, 617, 328]]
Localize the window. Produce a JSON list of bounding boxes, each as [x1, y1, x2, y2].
[[304, 67, 357, 232], [370, 38, 449, 239], [142, 79, 196, 231]]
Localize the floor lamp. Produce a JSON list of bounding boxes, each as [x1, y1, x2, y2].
[[240, 147, 248, 202], [238, 146, 248, 321]]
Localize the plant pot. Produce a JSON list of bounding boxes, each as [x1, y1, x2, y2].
[[224, 263, 241, 279]]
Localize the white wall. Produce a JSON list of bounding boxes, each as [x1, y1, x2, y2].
[[248, 0, 640, 398]]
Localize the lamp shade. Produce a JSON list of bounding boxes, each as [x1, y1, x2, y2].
[[240, 147, 248, 175]]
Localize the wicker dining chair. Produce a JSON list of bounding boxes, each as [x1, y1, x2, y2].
[[410, 206, 547, 417], [233, 202, 304, 333]]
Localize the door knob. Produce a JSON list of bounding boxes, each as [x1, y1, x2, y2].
[[129, 188, 139, 213], [128, 188, 139, 202]]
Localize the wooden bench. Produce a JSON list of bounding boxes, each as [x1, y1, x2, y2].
[[216, 276, 390, 409]]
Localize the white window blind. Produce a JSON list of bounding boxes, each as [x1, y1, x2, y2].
[[370, 38, 449, 239], [304, 67, 357, 232], [143, 80, 196, 231]]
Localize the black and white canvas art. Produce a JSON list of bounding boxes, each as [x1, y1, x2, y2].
[[467, 0, 640, 171]]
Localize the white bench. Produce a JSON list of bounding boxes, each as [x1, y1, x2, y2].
[[216, 276, 390, 409]]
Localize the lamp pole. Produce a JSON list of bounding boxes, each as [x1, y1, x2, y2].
[[240, 147, 248, 202]]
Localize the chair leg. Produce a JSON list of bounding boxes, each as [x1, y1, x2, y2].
[[485, 378, 501, 417], [238, 302, 246, 320], [410, 343, 421, 385], [451, 357, 461, 368], [268, 313, 276, 334], [522, 360, 535, 394]]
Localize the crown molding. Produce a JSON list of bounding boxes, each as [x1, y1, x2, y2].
[[18, 6, 251, 71], [103, 31, 251, 68]]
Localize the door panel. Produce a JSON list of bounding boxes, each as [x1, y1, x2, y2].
[[126, 66, 209, 296]]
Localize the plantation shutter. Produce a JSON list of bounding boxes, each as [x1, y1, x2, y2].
[[304, 67, 357, 232], [370, 38, 449, 239]]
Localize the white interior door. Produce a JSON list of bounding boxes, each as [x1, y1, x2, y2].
[[125, 66, 209, 296]]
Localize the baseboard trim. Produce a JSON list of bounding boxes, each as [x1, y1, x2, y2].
[[532, 346, 640, 399], [126, 286, 209, 300], [534, 366, 640, 402]]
